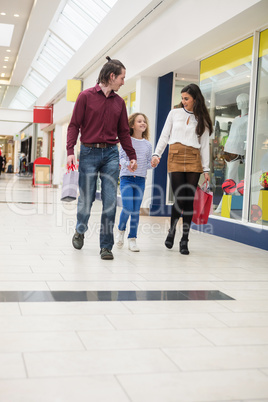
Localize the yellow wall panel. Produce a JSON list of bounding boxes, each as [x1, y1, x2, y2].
[[66, 80, 82, 102], [259, 29, 268, 58], [200, 37, 253, 81]]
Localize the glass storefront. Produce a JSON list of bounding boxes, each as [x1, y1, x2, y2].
[[200, 37, 253, 221], [123, 91, 136, 115], [250, 29, 268, 226]]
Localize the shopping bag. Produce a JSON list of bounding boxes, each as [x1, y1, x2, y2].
[[192, 183, 213, 225], [60, 165, 79, 202]]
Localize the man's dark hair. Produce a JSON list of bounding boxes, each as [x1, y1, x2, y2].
[[97, 56, 126, 86]]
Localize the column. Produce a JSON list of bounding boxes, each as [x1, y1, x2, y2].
[[135, 76, 158, 211], [53, 124, 63, 186]]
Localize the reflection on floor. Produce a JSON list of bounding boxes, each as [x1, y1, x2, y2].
[[0, 290, 234, 302], [0, 173, 268, 402]]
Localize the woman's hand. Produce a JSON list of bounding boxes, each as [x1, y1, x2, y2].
[[204, 172, 210, 183], [151, 156, 160, 168]]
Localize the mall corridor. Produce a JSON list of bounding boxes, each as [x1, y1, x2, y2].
[[0, 173, 267, 401]]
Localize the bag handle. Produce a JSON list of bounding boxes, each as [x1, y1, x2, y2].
[[201, 181, 211, 193], [66, 164, 78, 172]]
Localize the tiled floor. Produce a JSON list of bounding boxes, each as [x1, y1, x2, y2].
[[0, 173, 268, 402]]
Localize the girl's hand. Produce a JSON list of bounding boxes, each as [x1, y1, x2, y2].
[[129, 160, 137, 172], [151, 156, 160, 167], [204, 172, 210, 183], [127, 164, 134, 172]]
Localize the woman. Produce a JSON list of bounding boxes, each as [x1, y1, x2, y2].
[[151, 83, 213, 254]]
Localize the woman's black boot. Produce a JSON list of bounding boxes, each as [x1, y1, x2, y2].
[[179, 238, 189, 255], [165, 229, 176, 249]]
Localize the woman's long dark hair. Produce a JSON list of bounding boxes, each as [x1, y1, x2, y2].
[[97, 56, 126, 86], [179, 83, 213, 136]]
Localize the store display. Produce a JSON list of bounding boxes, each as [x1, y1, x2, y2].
[[251, 204, 262, 222], [237, 180, 244, 195], [222, 179, 236, 194], [259, 172, 268, 188]]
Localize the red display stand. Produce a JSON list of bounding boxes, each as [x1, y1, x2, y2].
[[33, 106, 53, 124], [33, 157, 51, 187]]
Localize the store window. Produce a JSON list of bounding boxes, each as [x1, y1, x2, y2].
[[123, 95, 128, 110], [200, 37, 253, 220], [122, 92, 136, 115], [250, 29, 268, 226], [130, 91, 136, 114]]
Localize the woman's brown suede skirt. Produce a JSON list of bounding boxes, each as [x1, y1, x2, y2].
[[167, 142, 203, 173]]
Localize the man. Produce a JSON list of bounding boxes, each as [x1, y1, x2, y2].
[[67, 57, 137, 260]]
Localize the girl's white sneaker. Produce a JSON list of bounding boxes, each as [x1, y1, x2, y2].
[[128, 238, 140, 252], [115, 230, 125, 248]]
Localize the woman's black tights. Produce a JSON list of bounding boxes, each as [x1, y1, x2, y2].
[[169, 172, 200, 240]]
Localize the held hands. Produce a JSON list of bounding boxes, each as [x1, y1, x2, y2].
[[128, 159, 137, 172], [67, 155, 76, 166], [151, 155, 160, 168]]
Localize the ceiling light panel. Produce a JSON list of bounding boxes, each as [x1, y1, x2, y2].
[[71, 0, 108, 22], [55, 0, 117, 50], [102, 0, 118, 7], [8, 0, 118, 109], [54, 14, 87, 50], [9, 86, 37, 110], [23, 69, 50, 97], [0, 23, 14, 46], [63, 3, 98, 32]]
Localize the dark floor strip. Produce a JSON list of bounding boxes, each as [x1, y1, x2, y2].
[[0, 290, 234, 302]]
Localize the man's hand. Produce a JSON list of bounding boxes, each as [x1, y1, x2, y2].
[[151, 156, 160, 168], [67, 155, 76, 166], [129, 160, 137, 172]]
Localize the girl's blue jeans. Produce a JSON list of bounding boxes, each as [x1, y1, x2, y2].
[[118, 175, 146, 238]]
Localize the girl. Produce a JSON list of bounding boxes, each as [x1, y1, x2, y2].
[[151, 83, 213, 255], [116, 113, 152, 252]]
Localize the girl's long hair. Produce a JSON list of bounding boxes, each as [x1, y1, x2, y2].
[[179, 83, 213, 136], [128, 113, 150, 140]]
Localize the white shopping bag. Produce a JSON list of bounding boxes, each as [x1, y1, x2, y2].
[[61, 165, 79, 202]]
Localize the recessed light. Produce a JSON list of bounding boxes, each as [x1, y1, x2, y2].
[[1, 73, 5, 77], [6, 49, 11, 52], [3, 66, 7, 68], [4, 57, 9, 61], [14, 14, 19, 17], [0, 13, 6, 16]]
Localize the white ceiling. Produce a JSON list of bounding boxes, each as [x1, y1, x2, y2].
[[0, 0, 267, 138], [0, 0, 34, 83]]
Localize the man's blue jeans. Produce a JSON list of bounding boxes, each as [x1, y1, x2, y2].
[[76, 144, 119, 250], [118, 175, 146, 238]]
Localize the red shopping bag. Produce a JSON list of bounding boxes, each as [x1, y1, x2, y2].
[[192, 184, 213, 225]]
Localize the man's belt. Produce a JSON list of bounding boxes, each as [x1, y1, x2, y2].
[[82, 143, 113, 149]]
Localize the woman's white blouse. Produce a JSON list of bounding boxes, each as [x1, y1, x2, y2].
[[154, 108, 210, 172]]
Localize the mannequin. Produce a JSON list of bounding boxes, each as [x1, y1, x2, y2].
[[215, 93, 249, 213]]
